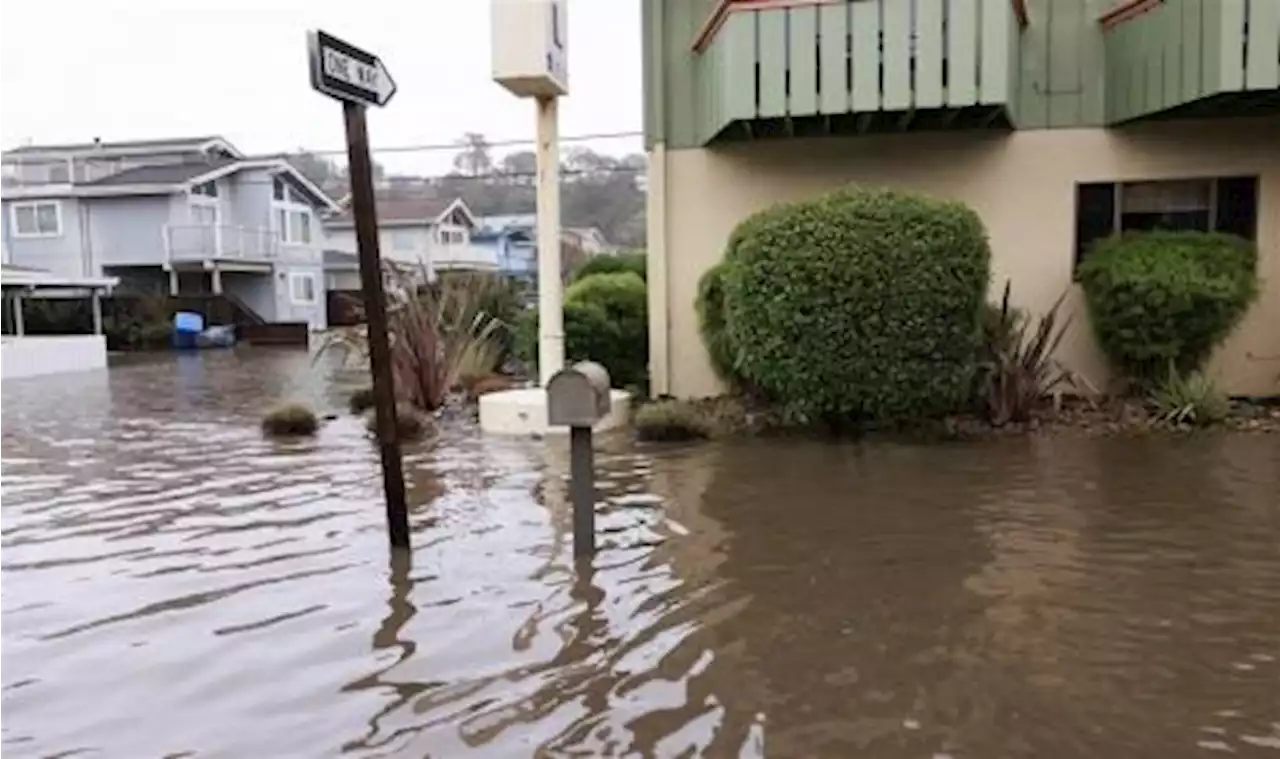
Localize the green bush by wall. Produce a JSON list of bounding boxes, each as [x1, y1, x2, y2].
[[1077, 230, 1258, 386], [516, 271, 648, 388], [695, 262, 740, 385], [721, 187, 991, 422]]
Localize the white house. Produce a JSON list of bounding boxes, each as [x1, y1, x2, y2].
[[322, 193, 496, 288]]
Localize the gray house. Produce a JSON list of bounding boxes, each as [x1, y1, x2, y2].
[[1, 136, 339, 329]]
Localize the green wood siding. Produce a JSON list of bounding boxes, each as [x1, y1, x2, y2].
[[667, 0, 1017, 145], [642, 0, 1279, 149], [1105, 0, 1280, 124]]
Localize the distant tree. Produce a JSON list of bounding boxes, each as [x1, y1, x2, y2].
[[499, 151, 537, 186], [453, 132, 494, 177]]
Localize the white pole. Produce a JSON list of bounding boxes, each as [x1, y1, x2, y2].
[[535, 95, 564, 386], [91, 291, 103, 335], [13, 294, 25, 336]]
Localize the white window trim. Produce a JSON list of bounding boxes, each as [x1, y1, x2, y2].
[[10, 200, 64, 238], [288, 271, 318, 305]]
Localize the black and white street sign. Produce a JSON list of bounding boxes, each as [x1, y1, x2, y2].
[[308, 30, 397, 107]]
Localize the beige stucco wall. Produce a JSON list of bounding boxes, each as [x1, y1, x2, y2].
[[649, 115, 1280, 399]]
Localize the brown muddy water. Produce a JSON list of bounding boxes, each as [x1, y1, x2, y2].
[[2, 349, 1279, 758]]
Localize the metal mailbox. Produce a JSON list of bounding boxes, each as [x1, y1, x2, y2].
[[547, 361, 611, 427]]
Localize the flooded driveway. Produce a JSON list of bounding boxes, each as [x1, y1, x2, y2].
[[3, 350, 1279, 757]]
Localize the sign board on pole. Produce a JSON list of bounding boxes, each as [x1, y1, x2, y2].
[[308, 30, 398, 107], [307, 28, 409, 551], [491, 0, 569, 98]]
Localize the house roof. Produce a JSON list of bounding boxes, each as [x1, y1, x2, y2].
[[323, 250, 360, 268], [3, 136, 240, 158], [80, 157, 239, 186], [2, 158, 341, 211], [1, 264, 118, 291], [325, 195, 475, 229], [322, 249, 414, 272]]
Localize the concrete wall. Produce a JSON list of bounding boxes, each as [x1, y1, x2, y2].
[[1, 335, 108, 380], [1, 198, 86, 277], [650, 115, 1280, 399]]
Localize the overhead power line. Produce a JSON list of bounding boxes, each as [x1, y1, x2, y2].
[[296, 130, 644, 158]]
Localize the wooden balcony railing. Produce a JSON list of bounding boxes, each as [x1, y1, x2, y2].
[[1103, 0, 1279, 123], [692, 0, 1022, 142]]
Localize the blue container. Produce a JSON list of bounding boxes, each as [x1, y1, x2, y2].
[[174, 311, 205, 334], [171, 331, 199, 350]]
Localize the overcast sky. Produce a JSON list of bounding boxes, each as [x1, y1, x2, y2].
[[0, 0, 643, 176]]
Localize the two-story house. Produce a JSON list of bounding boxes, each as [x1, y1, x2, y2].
[[644, 0, 1279, 398], [322, 193, 494, 289], [1, 136, 339, 329]]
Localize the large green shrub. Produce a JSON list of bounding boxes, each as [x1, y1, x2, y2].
[[696, 262, 739, 385], [1077, 231, 1257, 385], [571, 251, 647, 283], [723, 187, 991, 422], [515, 271, 648, 387]]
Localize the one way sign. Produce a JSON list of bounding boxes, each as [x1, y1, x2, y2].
[[308, 30, 397, 107]]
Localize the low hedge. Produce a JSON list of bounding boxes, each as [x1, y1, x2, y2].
[[1077, 230, 1257, 385], [515, 271, 648, 388], [571, 251, 647, 283], [721, 187, 990, 422]]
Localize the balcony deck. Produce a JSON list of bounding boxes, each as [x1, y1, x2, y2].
[[1105, 0, 1280, 123], [693, 0, 1023, 144], [164, 224, 277, 271]]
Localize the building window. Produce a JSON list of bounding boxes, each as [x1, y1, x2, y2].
[[392, 230, 415, 251], [1075, 176, 1259, 266], [273, 177, 286, 201], [437, 227, 466, 245], [277, 209, 312, 244], [11, 201, 62, 237], [191, 180, 218, 197], [289, 272, 317, 305]]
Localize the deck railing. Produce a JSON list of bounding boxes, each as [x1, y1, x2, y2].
[[1104, 0, 1280, 123], [694, 0, 1020, 141], [164, 225, 277, 264]]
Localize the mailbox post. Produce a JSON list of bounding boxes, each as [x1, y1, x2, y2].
[[547, 361, 611, 560]]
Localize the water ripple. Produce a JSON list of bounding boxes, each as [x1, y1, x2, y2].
[[3, 352, 1279, 757]]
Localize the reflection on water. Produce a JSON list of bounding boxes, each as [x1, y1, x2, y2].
[[3, 349, 1279, 757]]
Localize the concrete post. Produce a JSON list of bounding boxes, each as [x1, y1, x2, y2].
[[535, 95, 564, 387], [13, 294, 24, 336], [91, 291, 103, 335]]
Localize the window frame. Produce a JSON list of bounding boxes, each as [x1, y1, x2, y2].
[[288, 271, 318, 305], [10, 200, 63, 238], [272, 175, 314, 246], [1074, 175, 1259, 270]]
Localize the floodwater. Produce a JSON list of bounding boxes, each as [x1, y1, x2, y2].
[[3, 350, 1279, 758]]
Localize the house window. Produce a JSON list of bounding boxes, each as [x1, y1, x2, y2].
[[1075, 176, 1259, 266], [437, 227, 465, 245], [11, 201, 62, 237], [289, 272, 317, 305], [273, 177, 286, 201], [191, 180, 218, 197], [277, 208, 312, 244]]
